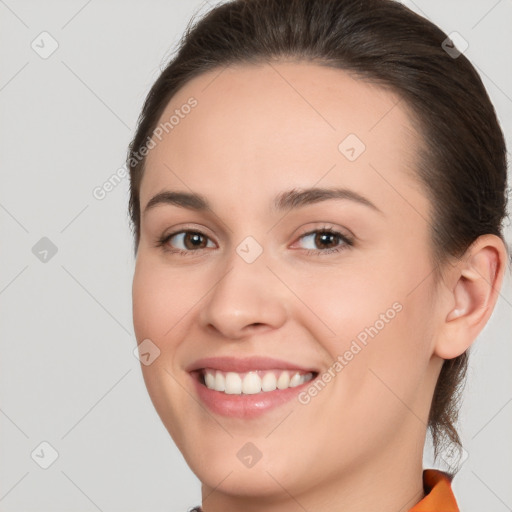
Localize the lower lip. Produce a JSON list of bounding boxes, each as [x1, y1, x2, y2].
[[190, 372, 317, 419]]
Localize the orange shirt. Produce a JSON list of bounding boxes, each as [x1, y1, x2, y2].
[[409, 469, 459, 511]]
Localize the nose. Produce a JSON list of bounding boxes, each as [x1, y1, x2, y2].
[[198, 249, 288, 340]]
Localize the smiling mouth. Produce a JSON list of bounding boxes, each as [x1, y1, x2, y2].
[[195, 368, 318, 395]]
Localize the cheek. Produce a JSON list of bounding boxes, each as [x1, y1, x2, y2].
[[298, 251, 435, 395], [290, 261, 402, 347], [298, 282, 435, 461], [132, 257, 197, 440], [132, 257, 198, 343]]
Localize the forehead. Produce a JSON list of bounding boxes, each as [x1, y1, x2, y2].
[[141, 61, 425, 215]]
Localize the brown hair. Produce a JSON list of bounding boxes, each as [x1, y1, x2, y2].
[[126, 0, 508, 463]]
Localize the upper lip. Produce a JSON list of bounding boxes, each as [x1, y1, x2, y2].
[[186, 356, 318, 374]]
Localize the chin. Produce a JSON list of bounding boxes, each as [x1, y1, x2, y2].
[[182, 434, 319, 501]]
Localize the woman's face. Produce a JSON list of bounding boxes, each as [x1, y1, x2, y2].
[[132, 62, 444, 501]]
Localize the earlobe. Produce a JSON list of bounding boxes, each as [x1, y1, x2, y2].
[[434, 235, 507, 360]]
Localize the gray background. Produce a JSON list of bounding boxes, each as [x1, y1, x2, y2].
[[0, 1, 511, 511]]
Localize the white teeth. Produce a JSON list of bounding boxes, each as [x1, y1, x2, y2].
[[225, 372, 242, 394], [289, 372, 302, 387], [202, 369, 314, 395], [204, 372, 215, 389], [242, 372, 261, 394], [214, 372, 225, 392], [276, 371, 290, 389], [261, 372, 277, 392]]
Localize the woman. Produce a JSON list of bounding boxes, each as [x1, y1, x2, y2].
[[127, 0, 509, 510]]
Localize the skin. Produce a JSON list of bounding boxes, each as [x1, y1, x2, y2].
[[132, 61, 506, 512]]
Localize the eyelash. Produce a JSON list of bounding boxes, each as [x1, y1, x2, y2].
[[155, 225, 353, 257]]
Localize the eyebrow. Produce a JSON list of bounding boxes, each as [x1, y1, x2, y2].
[[143, 187, 382, 215]]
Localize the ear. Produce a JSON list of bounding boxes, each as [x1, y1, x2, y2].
[[434, 234, 508, 360]]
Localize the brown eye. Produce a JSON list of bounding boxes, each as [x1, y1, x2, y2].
[[181, 232, 209, 250], [297, 228, 353, 255], [161, 230, 215, 253], [314, 231, 339, 250]]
